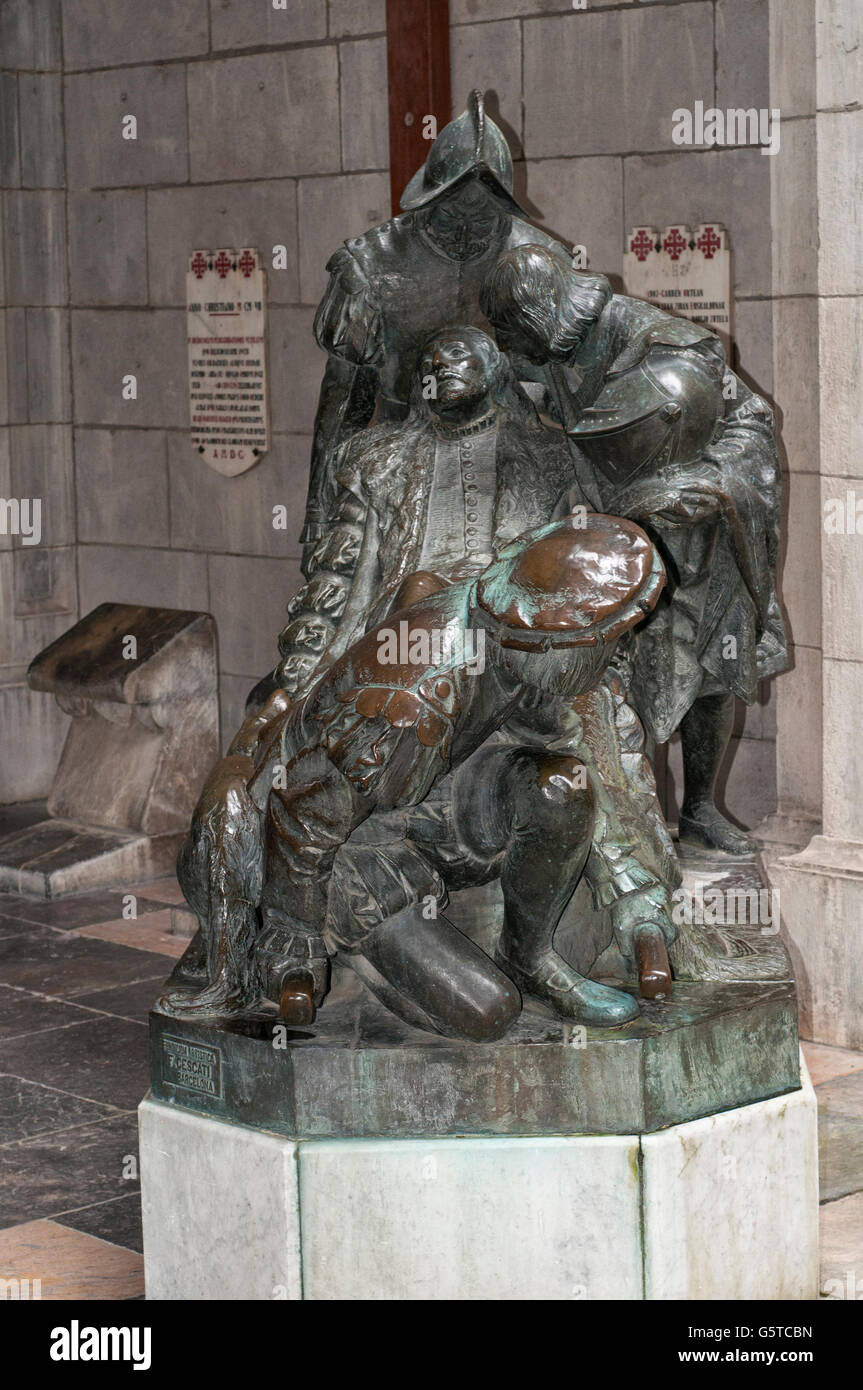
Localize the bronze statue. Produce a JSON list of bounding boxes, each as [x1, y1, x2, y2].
[[161, 92, 785, 1040], [253, 90, 576, 634], [248, 511, 668, 1036], [480, 243, 787, 854], [163, 328, 677, 1025]]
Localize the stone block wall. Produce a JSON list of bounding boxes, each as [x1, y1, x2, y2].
[[450, 0, 781, 831], [0, 1, 74, 800], [1, 0, 783, 835], [1, 0, 390, 799]]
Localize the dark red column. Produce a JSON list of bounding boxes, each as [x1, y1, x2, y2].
[[385, 0, 452, 215]]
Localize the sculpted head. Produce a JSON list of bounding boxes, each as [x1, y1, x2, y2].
[[480, 244, 612, 364], [401, 92, 519, 260], [420, 180, 508, 261], [418, 326, 502, 419]]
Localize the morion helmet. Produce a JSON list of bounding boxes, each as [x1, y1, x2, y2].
[[400, 90, 525, 215]]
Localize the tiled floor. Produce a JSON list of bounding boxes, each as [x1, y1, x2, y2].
[[0, 871, 182, 1300], [0, 859, 862, 1299]]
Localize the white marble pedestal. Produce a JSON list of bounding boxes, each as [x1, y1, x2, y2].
[[139, 1054, 818, 1301]]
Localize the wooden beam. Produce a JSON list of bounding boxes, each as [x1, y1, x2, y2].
[[385, 0, 452, 216]]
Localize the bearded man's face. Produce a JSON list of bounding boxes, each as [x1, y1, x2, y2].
[[420, 332, 496, 414], [422, 181, 506, 261]]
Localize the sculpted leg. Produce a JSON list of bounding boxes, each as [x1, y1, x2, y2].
[[346, 903, 522, 1042], [321, 824, 521, 1042], [679, 691, 757, 854], [257, 747, 366, 1023], [454, 747, 640, 1027]]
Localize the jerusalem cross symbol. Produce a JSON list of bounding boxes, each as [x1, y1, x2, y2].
[[630, 229, 655, 262], [696, 226, 721, 259], [663, 228, 688, 261]]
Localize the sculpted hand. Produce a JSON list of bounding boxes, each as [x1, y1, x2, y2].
[[227, 688, 292, 759], [651, 482, 722, 523], [614, 475, 723, 526]]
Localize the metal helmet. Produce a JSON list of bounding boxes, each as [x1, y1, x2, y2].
[[400, 90, 525, 214]]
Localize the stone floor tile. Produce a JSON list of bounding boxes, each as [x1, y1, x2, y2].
[[76, 910, 186, 958], [816, 1072, 863, 1201], [125, 876, 186, 905], [0, 927, 172, 998], [0, 888, 172, 931], [817, 1111, 863, 1202], [0, 913, 49, 939], [820, 1191, 863, 1298], [0, 984, 94, 1041], [0, 1218, 144, 1299], [55, 1193, 143, 1255], [816, 1071, 863, 1118], [0, 1113, 139, 1228], [71, 976, 166, 1026], [803, 1040, 863, 1086], [0, 1074, 116, 1144], [0, 1014, 148, 1110]]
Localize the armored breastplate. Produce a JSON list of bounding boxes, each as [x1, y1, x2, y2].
[[567, 344, 725, 487]]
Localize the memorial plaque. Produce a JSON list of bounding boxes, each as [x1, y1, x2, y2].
[[624, 223, 733, 353], [187, 247, 269, 476]]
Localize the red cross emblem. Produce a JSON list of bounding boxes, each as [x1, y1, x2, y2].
[[696, 226, 721, 259], [214, 250, 233, 278], [191, 251, 208, 279], [630, 229, 655, 262], [238, 249, 256, 277], [663, 228, 688, 261]]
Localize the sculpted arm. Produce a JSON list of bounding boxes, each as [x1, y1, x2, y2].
[[566, 678, 680, 979], [302, 247, 382, 571], [274, 461, 374, 700]]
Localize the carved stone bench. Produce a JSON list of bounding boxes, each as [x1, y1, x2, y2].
[[0, 603, 218, 898]]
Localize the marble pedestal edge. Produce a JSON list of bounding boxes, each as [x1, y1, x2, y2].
[[139, 1052, 818, 1301]]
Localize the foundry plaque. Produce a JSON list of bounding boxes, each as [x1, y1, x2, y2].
[[161, 1034, 223, 1098], [187, 247, 269, 476], [624, 223, 733, 352]]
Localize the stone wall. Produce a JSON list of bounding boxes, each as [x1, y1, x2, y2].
[[0, 0, 75, 799], [1, 0, 390, 800], [1, 0, 781, 835]]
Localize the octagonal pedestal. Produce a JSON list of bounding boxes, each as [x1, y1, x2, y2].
[[142, 849, 816, 1299], [139, 1056, 817, 1300]]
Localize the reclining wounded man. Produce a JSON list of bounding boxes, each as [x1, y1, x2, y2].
[[161, 325, 680, 1035]]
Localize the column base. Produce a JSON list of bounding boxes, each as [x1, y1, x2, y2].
[[139, 1055, 818, 1301], [753, 809, 821, 865], [770, 835, 863, 1048]]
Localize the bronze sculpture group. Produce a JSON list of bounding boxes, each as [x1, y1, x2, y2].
[[161, 93, 785, 1039]]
